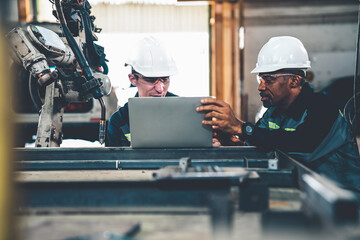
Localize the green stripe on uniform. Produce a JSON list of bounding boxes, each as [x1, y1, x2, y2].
[[269, 121, 280, 129], [339, 109, 344, 117], [125, 133, 131, 141]]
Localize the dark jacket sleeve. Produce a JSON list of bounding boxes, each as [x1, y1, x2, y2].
[[248, 94, 340, 153], [106, 108, 130, 147]]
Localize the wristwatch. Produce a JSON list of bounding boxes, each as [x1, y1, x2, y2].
[[242, 122, 254, 138]]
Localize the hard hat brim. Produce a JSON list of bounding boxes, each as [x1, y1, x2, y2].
[[251, 63, 310, 74]]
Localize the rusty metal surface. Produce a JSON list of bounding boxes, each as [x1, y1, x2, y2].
[[15, 170, 154, 182]]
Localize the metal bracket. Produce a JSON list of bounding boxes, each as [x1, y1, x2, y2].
[[268, 152, 279, 170], [179, 157, 192, 173], [35, 82, 64, 147]]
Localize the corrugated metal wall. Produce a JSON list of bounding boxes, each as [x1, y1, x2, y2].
[[91, 3, 209, 33], [36, 1, 211, 103], [89, 3, 210, 104]]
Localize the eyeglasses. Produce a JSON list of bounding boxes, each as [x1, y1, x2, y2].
[[256, 73, 297, 85], [134, 73, 170, 85]]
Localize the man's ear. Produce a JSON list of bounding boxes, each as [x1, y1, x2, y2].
[[289, 75, 301, 88], [129, 74, 137, 86]]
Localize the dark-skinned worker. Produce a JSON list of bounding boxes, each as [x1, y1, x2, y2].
[[106, 36, 178, 147], [197, 36, 360, 191]]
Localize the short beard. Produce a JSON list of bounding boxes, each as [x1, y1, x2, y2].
[[262, 99, 273, 108]]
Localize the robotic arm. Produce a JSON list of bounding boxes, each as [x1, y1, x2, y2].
[[7, 0, 111, 146], [7, 25, 77, 86]]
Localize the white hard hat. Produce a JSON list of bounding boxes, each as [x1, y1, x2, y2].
[[251, 36, 311, 74], [125, 36, 178, 77]]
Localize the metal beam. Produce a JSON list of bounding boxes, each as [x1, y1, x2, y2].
[[277, 150, 359, 226], [17, 0, 32, 23], [17, 180, 231, 208], [256, 169, 296, 188], [302, 173, 359, 226], [15, 146, 273, 161], [15, 159, 271, 171], [210, 1, 242, 117]]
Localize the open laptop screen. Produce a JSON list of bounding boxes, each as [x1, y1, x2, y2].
[[129, 97, 213, 148]]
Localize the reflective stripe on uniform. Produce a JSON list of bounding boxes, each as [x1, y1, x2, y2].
[[125, 133, 131, 141], [339, 109, 344, 117], [269, 121, 280, 129], [269, 122, 296, 131]]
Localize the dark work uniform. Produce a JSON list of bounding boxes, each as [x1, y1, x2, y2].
[[246, 83, 360, 191], [106, 92, 177, 147]]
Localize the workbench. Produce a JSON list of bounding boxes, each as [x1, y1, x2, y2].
[[14, 147, 360, 240]]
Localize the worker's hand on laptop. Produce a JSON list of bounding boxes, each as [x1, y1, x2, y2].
[[197, 98, 243, 135]]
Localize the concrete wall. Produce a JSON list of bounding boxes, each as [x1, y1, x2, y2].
[[243, 1, 358, 123]]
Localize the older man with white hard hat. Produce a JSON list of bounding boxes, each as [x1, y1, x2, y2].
[[197, 36, 360, 191], [107, 36, 178, 147]]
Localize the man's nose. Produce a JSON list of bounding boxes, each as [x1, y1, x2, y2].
[[154, 81, 165, 93], [258, 81, 266, 91]]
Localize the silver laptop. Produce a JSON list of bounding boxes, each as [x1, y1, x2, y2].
[[128, 97, 213, 148]]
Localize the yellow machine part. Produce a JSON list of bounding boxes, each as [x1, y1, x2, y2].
[[0, 28, 14, 240]]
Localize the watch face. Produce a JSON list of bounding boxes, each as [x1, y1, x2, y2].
[[243, 123, 254, 136], [245, 125, 253, 134]]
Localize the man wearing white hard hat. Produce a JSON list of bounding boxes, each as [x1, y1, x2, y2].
[[106, 36, 178, 146], [197, 36, 360, 191]]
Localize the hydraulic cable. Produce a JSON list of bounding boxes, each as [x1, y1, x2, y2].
[[345, 0, 360, 139], [28, 73, 43, 113], [54, 0, 106, 144], [353, 1, 360, 136]]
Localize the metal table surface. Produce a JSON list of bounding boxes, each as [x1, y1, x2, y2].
[[15, 172, 304, 240], [17, 188, 359, 240], [15, 168, 254, 209], [14, 169, 295, 240], [15, 146, 271, 161], [13, 147, 360, 239]]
